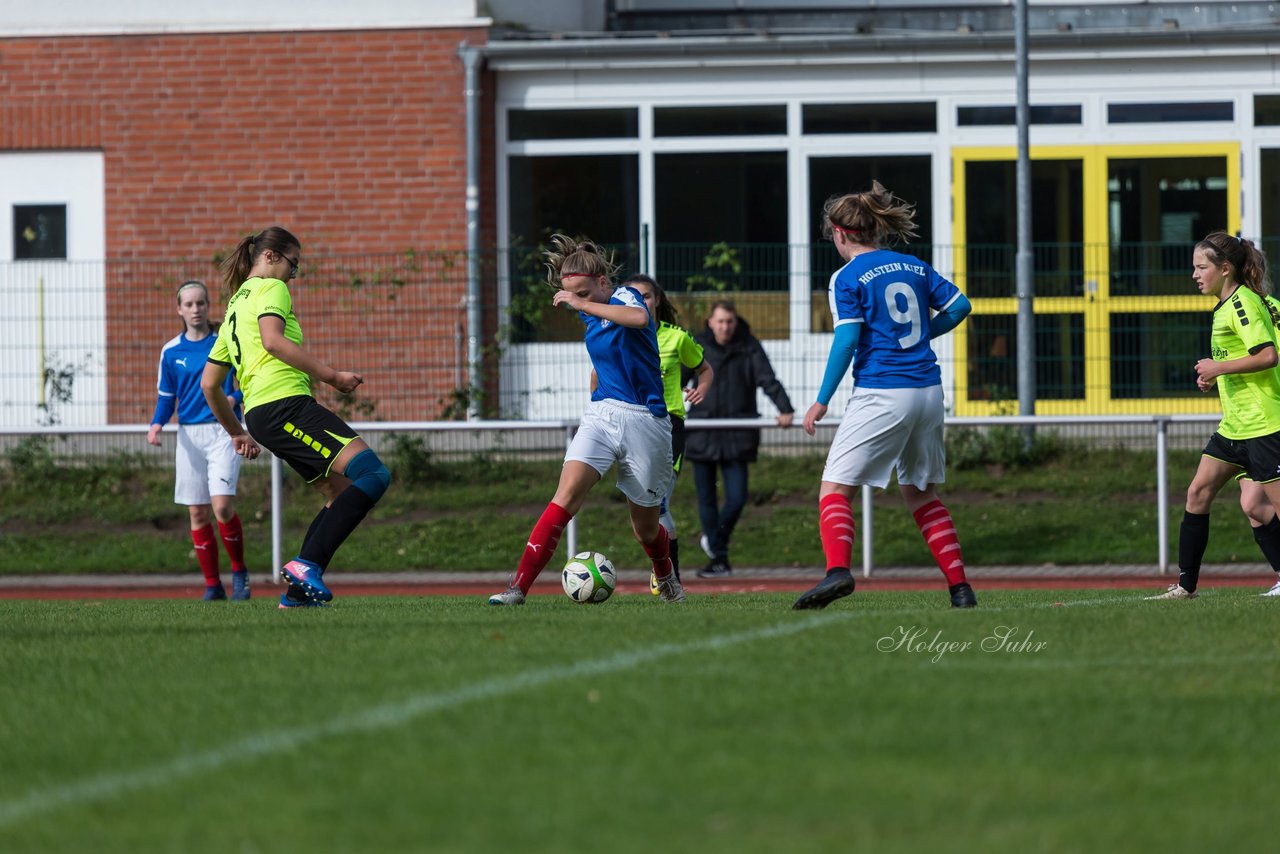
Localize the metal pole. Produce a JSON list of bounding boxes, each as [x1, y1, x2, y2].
[[460, 43, 484, 420], [1014, 0, 1036, 427], [1156, 418, 1169, 575], [861, 484, 874, 578], [271, 453, 283, 583]]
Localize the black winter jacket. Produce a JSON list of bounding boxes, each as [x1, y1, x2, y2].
[[684, 318, 793, 463]]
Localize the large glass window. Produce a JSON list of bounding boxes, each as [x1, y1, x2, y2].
[[967, 313, 1085, 402], [507, 154, 639, 342], [964, 159, 1084, 299], [654, 151, 789, 336], [807, 155, 933, 331], [1110, 312, 1207, 399], [1108, 156, 1227, 296], [1261, 148, 1280, 264]]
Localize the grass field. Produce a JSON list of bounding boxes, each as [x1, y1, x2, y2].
[[1, 588, 1275, 852]]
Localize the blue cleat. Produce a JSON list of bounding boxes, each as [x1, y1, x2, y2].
[[230, 570, 252, 601], [279, 584, 328, 609], [281, 558, 332, 602], [203, 584, 228, 601]]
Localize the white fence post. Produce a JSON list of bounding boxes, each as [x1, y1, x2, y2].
[[1156, 417, 1169, 576], [861, 483, 874, 578], [271, 453, 283, 584]]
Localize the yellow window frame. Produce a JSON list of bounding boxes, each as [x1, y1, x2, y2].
[[951, 142, 1240, 415]]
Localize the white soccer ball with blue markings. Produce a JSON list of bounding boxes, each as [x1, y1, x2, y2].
[[561, 551, 617, 604]]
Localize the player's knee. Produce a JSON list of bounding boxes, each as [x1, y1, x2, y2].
[[345, 449, 391, 503]]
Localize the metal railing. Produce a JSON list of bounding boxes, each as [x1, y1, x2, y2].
[[2, 413, 1220, 578]]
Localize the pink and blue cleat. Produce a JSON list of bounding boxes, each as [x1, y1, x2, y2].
[[281, 558, 332, 602]]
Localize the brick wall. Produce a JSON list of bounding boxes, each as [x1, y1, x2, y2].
[[0, 27, 492, 422]]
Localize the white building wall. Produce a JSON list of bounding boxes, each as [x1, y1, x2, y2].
[[0, 153, 107, 426]]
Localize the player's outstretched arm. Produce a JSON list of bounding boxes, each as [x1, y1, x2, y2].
[[201, 362, 260, 459]]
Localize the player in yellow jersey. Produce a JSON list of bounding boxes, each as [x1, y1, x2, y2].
[[200, 226, 391, 608], [1149, 232, 1280, 599]]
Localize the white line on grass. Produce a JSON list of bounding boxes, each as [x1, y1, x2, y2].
[[0, 592, 1140, 829], [0, 611, 849, 829]]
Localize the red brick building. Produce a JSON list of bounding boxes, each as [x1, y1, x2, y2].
[[2, 9, 493, 423]]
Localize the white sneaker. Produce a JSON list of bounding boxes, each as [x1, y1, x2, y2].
[[699, 534, 714, 559], [1260, 578, 1280, 597], [488, 586, 526, 606], [656, 573, 686, 603], [1145, 584, 1198, 600]]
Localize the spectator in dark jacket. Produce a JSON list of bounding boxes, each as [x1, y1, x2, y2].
[[685, 301, 794, 577]]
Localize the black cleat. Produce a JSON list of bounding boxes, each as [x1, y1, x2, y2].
[[949, 582, 977, 608], [792, 568, 855, 610], [697, 559, 732, 579]]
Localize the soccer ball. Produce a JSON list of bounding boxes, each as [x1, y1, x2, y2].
[[561, 551, 617, 604]]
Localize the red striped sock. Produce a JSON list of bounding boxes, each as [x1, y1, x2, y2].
[[642, 525, 673, 580], [191, 523, 220, 586], [514, 502, 573, 594], [818, 493, 855, 572], [913, 499, 967, 586], [216, 514, 247, 572]]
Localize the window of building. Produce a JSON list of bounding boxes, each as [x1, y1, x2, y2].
[[1255, 94, 1280, 126], [506, 154, 640, 342], [963, 159, 1084, 299], [654, 105, 786, 136], [508, 108, 638, 141], [956, 105, 1081, 126], [1110, 312, 1208, 399], [968, 313, 1085, 402], [1107, 157, 1227, 296], [807, 155, 933, 331], [13, 204, 67, 260], [1107, 102, 1233, 124], [654, 151, 789, 337], [802, 102, 936, 134]]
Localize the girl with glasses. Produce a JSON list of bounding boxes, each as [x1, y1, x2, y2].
[[202, 225, 392, 608]]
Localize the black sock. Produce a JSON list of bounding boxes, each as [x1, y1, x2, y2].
[[299, 506, 329, 556], [1252, 517, 1280, 573], [670, 538, 680, 582], [299, 485, 376, 569], [1177, 511, 1211, 592]]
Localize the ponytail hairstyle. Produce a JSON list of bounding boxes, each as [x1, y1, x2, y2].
[[543, 233, 620, 289], [1197, 231, 1279, 326], [623, 273, 679, 325], [218, 226, 301, 298], [821, 180, 919, 246]]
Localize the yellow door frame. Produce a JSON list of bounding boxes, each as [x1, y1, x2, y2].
[[951, 142, 1240, 415]]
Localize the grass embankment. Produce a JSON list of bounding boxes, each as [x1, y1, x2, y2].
[[0, 429, 1267, 574]]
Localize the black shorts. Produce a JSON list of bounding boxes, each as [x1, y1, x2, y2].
[[245, 395, 359, 483], [1202, 430, 1280, 483], [671, 414, 686, 475]]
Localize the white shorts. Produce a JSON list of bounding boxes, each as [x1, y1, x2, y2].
[[823, 385, 946, 490], [567, 400, 674, 508], [174, 422, 242, 506]]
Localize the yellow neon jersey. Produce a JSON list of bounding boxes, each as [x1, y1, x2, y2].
[[657, 321, 705, 419], [1212, 286, 1280, 439], [207, 277, 311, 412]]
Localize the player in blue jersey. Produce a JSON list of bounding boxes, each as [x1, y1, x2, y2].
[[489, 235, 684, 605], [146, 280, 252, 601], [794, 182, 976, 610]]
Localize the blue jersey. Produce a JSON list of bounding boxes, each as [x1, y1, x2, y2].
[[828, 249, 962, 389], [152, 332, 241, 426], [582, 286, 667, 418]]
